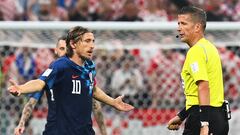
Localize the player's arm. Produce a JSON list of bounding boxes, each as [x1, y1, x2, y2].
[[92, 99, 107, 135], [14, 97, 37, 135], [8, 79, 45, 96], [93, 86, 134, 111]]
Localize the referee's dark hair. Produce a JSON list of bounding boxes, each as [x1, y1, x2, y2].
[[66, 26, 92, 57], [178, 6, 207, 31]]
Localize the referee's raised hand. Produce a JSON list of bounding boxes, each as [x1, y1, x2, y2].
[[8, 79, 21, 96]]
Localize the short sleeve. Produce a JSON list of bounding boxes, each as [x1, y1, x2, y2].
[[187, 46, 209, 83], [27, 90, 44, 101], [39, 62, 59, 89]]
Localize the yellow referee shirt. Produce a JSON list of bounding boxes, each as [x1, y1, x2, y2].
[[181, 38, 224, 110]]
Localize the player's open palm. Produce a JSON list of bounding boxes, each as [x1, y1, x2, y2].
[[14, 125, 25, 135], [8, 79, 21, 96], [167, 115, 182, 130], [113, 95, 134, 111]]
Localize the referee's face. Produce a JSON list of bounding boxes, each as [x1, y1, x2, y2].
[[75, 32, 95, 60], [177, 14, 196, 46]]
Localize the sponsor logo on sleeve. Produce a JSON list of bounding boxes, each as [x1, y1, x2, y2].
[[42, 69, 53, 77], [190, 62, 199, 73]]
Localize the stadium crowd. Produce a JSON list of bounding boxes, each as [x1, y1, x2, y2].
[[0, 0, 240, 22]]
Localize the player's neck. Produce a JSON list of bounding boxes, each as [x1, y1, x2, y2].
[[70, 54, 85, 66]]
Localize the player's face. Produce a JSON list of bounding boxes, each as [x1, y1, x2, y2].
[[75, 32, 95, 60], [55, 39, 67, 57], [177, 14, 196, 45]]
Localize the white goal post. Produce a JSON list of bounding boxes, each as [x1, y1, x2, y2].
[[0, 21, 240, 30], [0, 21, 239, 49]]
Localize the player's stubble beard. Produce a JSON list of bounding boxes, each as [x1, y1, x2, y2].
[[80, 55, 91, 61]]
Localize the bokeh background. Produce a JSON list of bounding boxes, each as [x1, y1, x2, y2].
[[1, 0, 240, 135]]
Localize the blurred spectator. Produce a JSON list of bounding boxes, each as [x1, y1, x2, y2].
[[0, 0, 239, 22], [232, 0, 240, 21], [90, 0, 116, 21], [115, 0, 142, 21], [0, 10, 3, 20], [165, 1, 178, 21], [17, 0, 30, 20], [0, 0, 22, 20], [49, 0, 68, 21], [111, 54, 143, 106], [57, 0, 77, 9], [69, 0, 88, 21], [139, 0, 168, 22], [205, 0, 230, 21], [28, 0, 68, 21], [6, 47, 36, 84]]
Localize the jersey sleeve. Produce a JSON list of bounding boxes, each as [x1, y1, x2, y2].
[[38, 62, 59, 89], [27, 90, 44, 101], [187, 46, 209, 83]]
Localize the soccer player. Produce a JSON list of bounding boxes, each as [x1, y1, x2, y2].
[[14, 36, 108, 135], [167, 6, 229, 135], [8, 26, 134, 135]]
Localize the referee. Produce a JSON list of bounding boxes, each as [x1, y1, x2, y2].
[[167, 6, 229, 135]]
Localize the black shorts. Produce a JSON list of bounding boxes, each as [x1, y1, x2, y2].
[[183, 106, 229, 135]]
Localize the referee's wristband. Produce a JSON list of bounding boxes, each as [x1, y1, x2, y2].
[[199, 106, 211, 122], [177, 107, 188, 121]]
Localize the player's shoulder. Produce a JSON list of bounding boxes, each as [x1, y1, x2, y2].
[[50, 56, 69, 68]]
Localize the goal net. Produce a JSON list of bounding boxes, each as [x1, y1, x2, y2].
[[0, 22, 240, 135]]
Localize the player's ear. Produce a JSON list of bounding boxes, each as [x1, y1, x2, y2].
[[70, 41, 76, 49]]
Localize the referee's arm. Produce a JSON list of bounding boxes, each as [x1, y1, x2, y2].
[[197, 80, 210, 106], [197, 80, 210, 135]]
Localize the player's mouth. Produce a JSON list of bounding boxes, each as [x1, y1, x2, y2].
[[87, 50, 93, 56]]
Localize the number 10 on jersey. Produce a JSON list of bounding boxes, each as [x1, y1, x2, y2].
[[72, 80, 81, 94]]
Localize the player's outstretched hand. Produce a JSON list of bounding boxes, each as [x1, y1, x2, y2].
[[14, 124, 25, 135], [167, 115, 182, 130], [113, 95, 134, 111], [8, 79, 21, 96]]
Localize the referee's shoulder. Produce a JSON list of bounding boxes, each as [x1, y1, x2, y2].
[[187, 44, 202, 54]]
